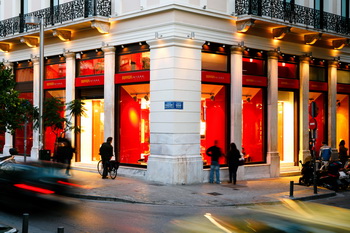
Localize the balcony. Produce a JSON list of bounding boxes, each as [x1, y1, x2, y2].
[[235, 0, 350, 49], [0, 0, 111, 39]]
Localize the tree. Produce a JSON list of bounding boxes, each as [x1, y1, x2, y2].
[[0, 62, 38, 135]]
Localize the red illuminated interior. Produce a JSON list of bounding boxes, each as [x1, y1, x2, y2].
[[119, 52, 150, 72], [278, 62, 297, 79], [78, 58, 104, 76], [0, 133, 4, 153], [200, 85, 227, 165], [243, 58, 265, 76], [119, 85, 150, 164], [45, 63, 66, 80], [15, 93, 34, 155], [242, 87, 265, 163]]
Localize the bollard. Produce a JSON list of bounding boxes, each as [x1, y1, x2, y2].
[[58, 227, 64, 233], [22, 213, 29, 233], [289, 181, 294, 197]]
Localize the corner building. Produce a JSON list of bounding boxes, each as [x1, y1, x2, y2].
[[1, 0, 350, 184]]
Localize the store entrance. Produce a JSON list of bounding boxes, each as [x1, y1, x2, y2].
[[278, 91, 295, 164], [80, 99, 104, 162]]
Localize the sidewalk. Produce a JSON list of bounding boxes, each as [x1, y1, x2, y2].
[[67, 166, 336, 207]]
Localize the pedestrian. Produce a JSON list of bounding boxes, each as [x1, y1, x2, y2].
[[339, 140, 349, 168], [56, 133, 74, 175], [206, 140, 223, 184], [319, 141, 332, 161], [99, 137, 114, 179], [226, 142, 241, 184]]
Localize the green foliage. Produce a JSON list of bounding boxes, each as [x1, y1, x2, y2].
[[0, 62, 38, 134]]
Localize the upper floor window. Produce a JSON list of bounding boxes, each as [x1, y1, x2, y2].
[[278, 62, 298, 79], [78, 58, 104, 76], [341, 0, 349, 18], [118, 52, 150, 72], [202, 53, 228, 72], [45, 56, 66, 80], [15, 62, 33, 82], [243, 58, 265, 76]]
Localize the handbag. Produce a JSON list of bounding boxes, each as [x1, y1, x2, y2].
[[238, 157, 245, 166]]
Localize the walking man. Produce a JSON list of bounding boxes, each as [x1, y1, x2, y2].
[[99, 137, 114, 179]]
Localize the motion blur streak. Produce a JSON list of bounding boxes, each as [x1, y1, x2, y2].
[[57, 180, 89, 189], [14, 184, 55, 194], [204, 213, 232, 233]]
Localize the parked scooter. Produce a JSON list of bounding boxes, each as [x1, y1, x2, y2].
[[299, 160, 314, 186]]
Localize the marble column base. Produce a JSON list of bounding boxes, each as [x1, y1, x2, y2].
[[147, 154, 203, 184], [267, 151, 280, 177]]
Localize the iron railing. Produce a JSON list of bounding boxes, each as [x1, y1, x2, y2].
[[235, 0, 350, 36], [0, 0, 111, 38]]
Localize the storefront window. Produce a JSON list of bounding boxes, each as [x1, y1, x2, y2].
[[118, 52, 150, 72], [15, 67, 33, 82], [310, 66, 326, 82], [278, 62, 297, 79], [337, 70, 350, 84], [45, 63, 66, 80], [0, 133, 4, 154], [242, 87, 265, 163], [78, 58, 104, 76], [14, 93, 34, 155], [336, 94, 349, 147], [202, 53, 228, 72], [119, 84, 150, 164], [44, 90, 66, 157], [309, 92, 326, 155], [200, 84, 227, 165], [243, 58, 265, 76]]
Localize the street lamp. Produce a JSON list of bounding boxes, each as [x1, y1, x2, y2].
[[25, 16, 44, 155]]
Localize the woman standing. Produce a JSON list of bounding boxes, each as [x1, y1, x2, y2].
[[339, 140, 349, 168], [226, 143, 241, 184]]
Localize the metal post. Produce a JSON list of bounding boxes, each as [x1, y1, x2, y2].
[[289, 181, 294, 197], [39, 17, 44, 151], [24, 120, 27, 163], [58, 227, 64, 233], [22, 213, 29, 233]]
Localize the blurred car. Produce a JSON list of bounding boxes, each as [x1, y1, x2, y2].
[[0, 222, 18, 233], [0, 161, 85, 203]]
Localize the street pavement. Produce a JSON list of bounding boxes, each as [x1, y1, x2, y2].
[[66, 166, 336, 207]]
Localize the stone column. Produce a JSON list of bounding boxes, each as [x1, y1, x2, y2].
[[30, 56, 40, 159], [299, 56, 311, 162], [102, 46, 116, 154], [230, 46, 245, 180], [146, 37, 204, 184], [64, 52, 76, 142], [328, 60, 338, 160], [267, 51, 280, 177], [3, 62, 14, 155]]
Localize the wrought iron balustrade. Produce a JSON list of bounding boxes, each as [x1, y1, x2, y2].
[[235, 0, 350, 36], [0, 0, 111, 38]]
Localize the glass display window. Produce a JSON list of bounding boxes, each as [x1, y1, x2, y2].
[[14, 92, 34, 155], [278, 62, 298, 79], [200, 84, 227, 165], [243, 58, 265, 76], [44, 90, 66, 157], [336, 94, 349, 147], [310, 66, 326, 82], [118, 52, 150, 72], [119, 83, 150, 165], [15, 67, 33, 82], [78, 58, 104, 76], [337, 70, 350, 84], [202, 53, 228, 72], [242, 87, 265, 163], [45, 63, 66, 80], [309, 92, 326, 156]]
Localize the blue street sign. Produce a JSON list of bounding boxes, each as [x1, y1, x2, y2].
[[164, 101, 184, 110]]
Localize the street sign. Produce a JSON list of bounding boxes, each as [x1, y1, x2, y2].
[[309, 118, 317, 130], [164, 101, 183, 110]]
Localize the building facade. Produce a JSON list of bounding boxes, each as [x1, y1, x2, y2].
[[1, 0, 350, 184]]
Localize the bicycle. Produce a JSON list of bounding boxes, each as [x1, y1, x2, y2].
[[97, 160, 119, 179]]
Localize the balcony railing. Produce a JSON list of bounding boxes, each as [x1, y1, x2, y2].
[[0, 0, 111, 38], [235, 0, 350, 36]]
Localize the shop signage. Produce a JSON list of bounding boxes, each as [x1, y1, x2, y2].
[[44, 79, 65, 89], [337, 84, 350, 93], [278, 78, 299, 89], [201, 71, 230, 84], [115, 71, 150, 84], [309, 118, 317, 130], [309, 81, 327, 91], [76, 75, 104, 87], [164, 101, 183, 110], [243, 75, 267, 87]]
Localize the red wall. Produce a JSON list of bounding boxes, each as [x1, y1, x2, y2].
[[309, 93, 326, 155]]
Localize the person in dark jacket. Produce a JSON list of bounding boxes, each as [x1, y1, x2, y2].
[[339, 140, 349, 168], [206, 140, 223, 184], [99, 137, 114, 179], [56, 133, 74, 175], [226, 142, 241, 184]]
